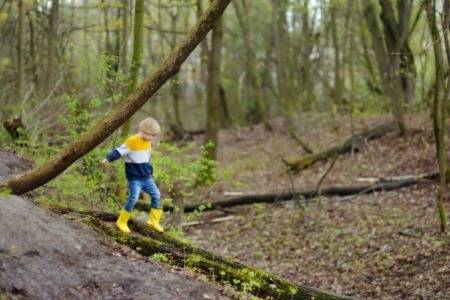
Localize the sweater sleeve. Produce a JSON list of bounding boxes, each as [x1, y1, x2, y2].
[[106, 143, 131, 162]]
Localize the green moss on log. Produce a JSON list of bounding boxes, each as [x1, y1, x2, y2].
[[76, 214, 351, 299], [285, 123, 395, 171]]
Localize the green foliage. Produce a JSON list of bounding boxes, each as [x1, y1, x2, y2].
[[0, 125, 13, 148], [165, 226, 190, 244], [151, 252, 170, 263], [59, 95, 92, 141], [183, 202, 213, 223], [194, 141, 218, 187], [98, 54, 127, 102], [153, 141, 219, 200]]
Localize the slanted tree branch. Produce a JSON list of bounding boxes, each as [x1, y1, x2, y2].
[[0, 0, 232, 195]]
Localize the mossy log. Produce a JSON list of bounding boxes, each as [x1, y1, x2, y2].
[[132, 173, 439, 213], [52, 207, 351, 300], [285, 123, 395, 171]]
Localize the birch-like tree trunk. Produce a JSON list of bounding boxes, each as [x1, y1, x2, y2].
[[170, 7, 182, 128], [46, 0, 59, 93], [330, 3, 343, 105], [120, 0, 129, 75], [233, 0, 269, 127], [17, 0, 25, 102], [205, 1, 223, 160], [122, 0, 144, 138], [425, 0, 448, 233], [361, 0, 406, 136]]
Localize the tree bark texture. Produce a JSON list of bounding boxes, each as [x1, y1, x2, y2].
[[127, 0, 144, 95], [425, 0, 448, 233], [122, 0, 144, 138], [17, 0, 25, 103], [361, 0, 407, 136], [330, 4, 343, 104], [272, 0, 294, 112], [170, 8, 183, 128], [0, 0, 233, 195], [205, 1, 223, 160], [120, 0, 129, 75], [233, 0, 269, 127], [46, 0, 59, 93]]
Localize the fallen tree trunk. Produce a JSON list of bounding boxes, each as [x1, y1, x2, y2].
[[131, 173, 439, 213], [284, 123, 396, 171], [52, 207, 351, 300], [0, 0, 232, 195]]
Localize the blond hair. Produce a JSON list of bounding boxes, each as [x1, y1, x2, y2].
[[139, 117, 161, 135]]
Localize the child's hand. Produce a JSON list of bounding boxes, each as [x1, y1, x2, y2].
[[101, 159, 109, 166]]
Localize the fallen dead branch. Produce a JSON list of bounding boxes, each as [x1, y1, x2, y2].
[[50, 207, 351, 300], [289, 130, 315, 154], [181, 215, 235, 227], [135, 173, 437, 213], [284, 123, 396, 171]]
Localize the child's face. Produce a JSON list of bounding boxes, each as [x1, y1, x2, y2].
[[140, 131, 158, 141]]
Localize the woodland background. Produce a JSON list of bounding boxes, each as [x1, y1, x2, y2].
[[0, 0, 449, 299]]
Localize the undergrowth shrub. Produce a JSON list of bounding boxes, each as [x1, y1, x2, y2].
[[4, 54, 234, 232]]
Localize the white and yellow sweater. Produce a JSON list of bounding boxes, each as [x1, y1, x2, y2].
[[106, 134, 153, 180]]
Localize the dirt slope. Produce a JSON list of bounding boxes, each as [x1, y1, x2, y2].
[[0, 151, 226, 300]]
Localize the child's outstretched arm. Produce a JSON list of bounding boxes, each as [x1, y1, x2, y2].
[[103, 143, 131, 164]]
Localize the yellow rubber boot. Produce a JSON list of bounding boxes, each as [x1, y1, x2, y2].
[[116, 209, 131, 234], [147, 208, 164, 233]]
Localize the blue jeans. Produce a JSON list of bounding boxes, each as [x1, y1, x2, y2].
[[123, 177, 161, 212]]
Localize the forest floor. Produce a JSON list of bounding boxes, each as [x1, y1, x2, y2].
[[0, 151, 228, 300], [185, 113, 450, 299], [1, 113, 449, 300]]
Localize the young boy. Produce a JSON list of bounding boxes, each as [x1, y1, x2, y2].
[[102, 117, 164, 234]]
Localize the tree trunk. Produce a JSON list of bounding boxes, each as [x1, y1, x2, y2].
[[179, 173, 440, 213], [298, 0, 314, 109], [205, 0, 223, 160], [101, 0, 112, 56], [120, 0, 129, 75], [357, 3, 380, 95], [122, 0, 144, 138], [27, 12, 38, 89], [331, 4, 343, 105], [285, 123, 395, 171], [83, 0, 91, 87], [426, 0, 448, 233], [361, 1, 406, 136], [379, 0, 416, 104], [272, 0, 292, 112], [133, 172, 439, 213], [17, 0, 25, 103], [196, 0, 209, 87], [46, 0, 59, 94], [0, 0, 233, 195], [170, 7, 182, 128], [318, 0, 332, 110], [233, 0, 269, 127]]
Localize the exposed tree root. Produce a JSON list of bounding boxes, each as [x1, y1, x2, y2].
[[50, 207, 352, 300], [284, 123, 396, 171]]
